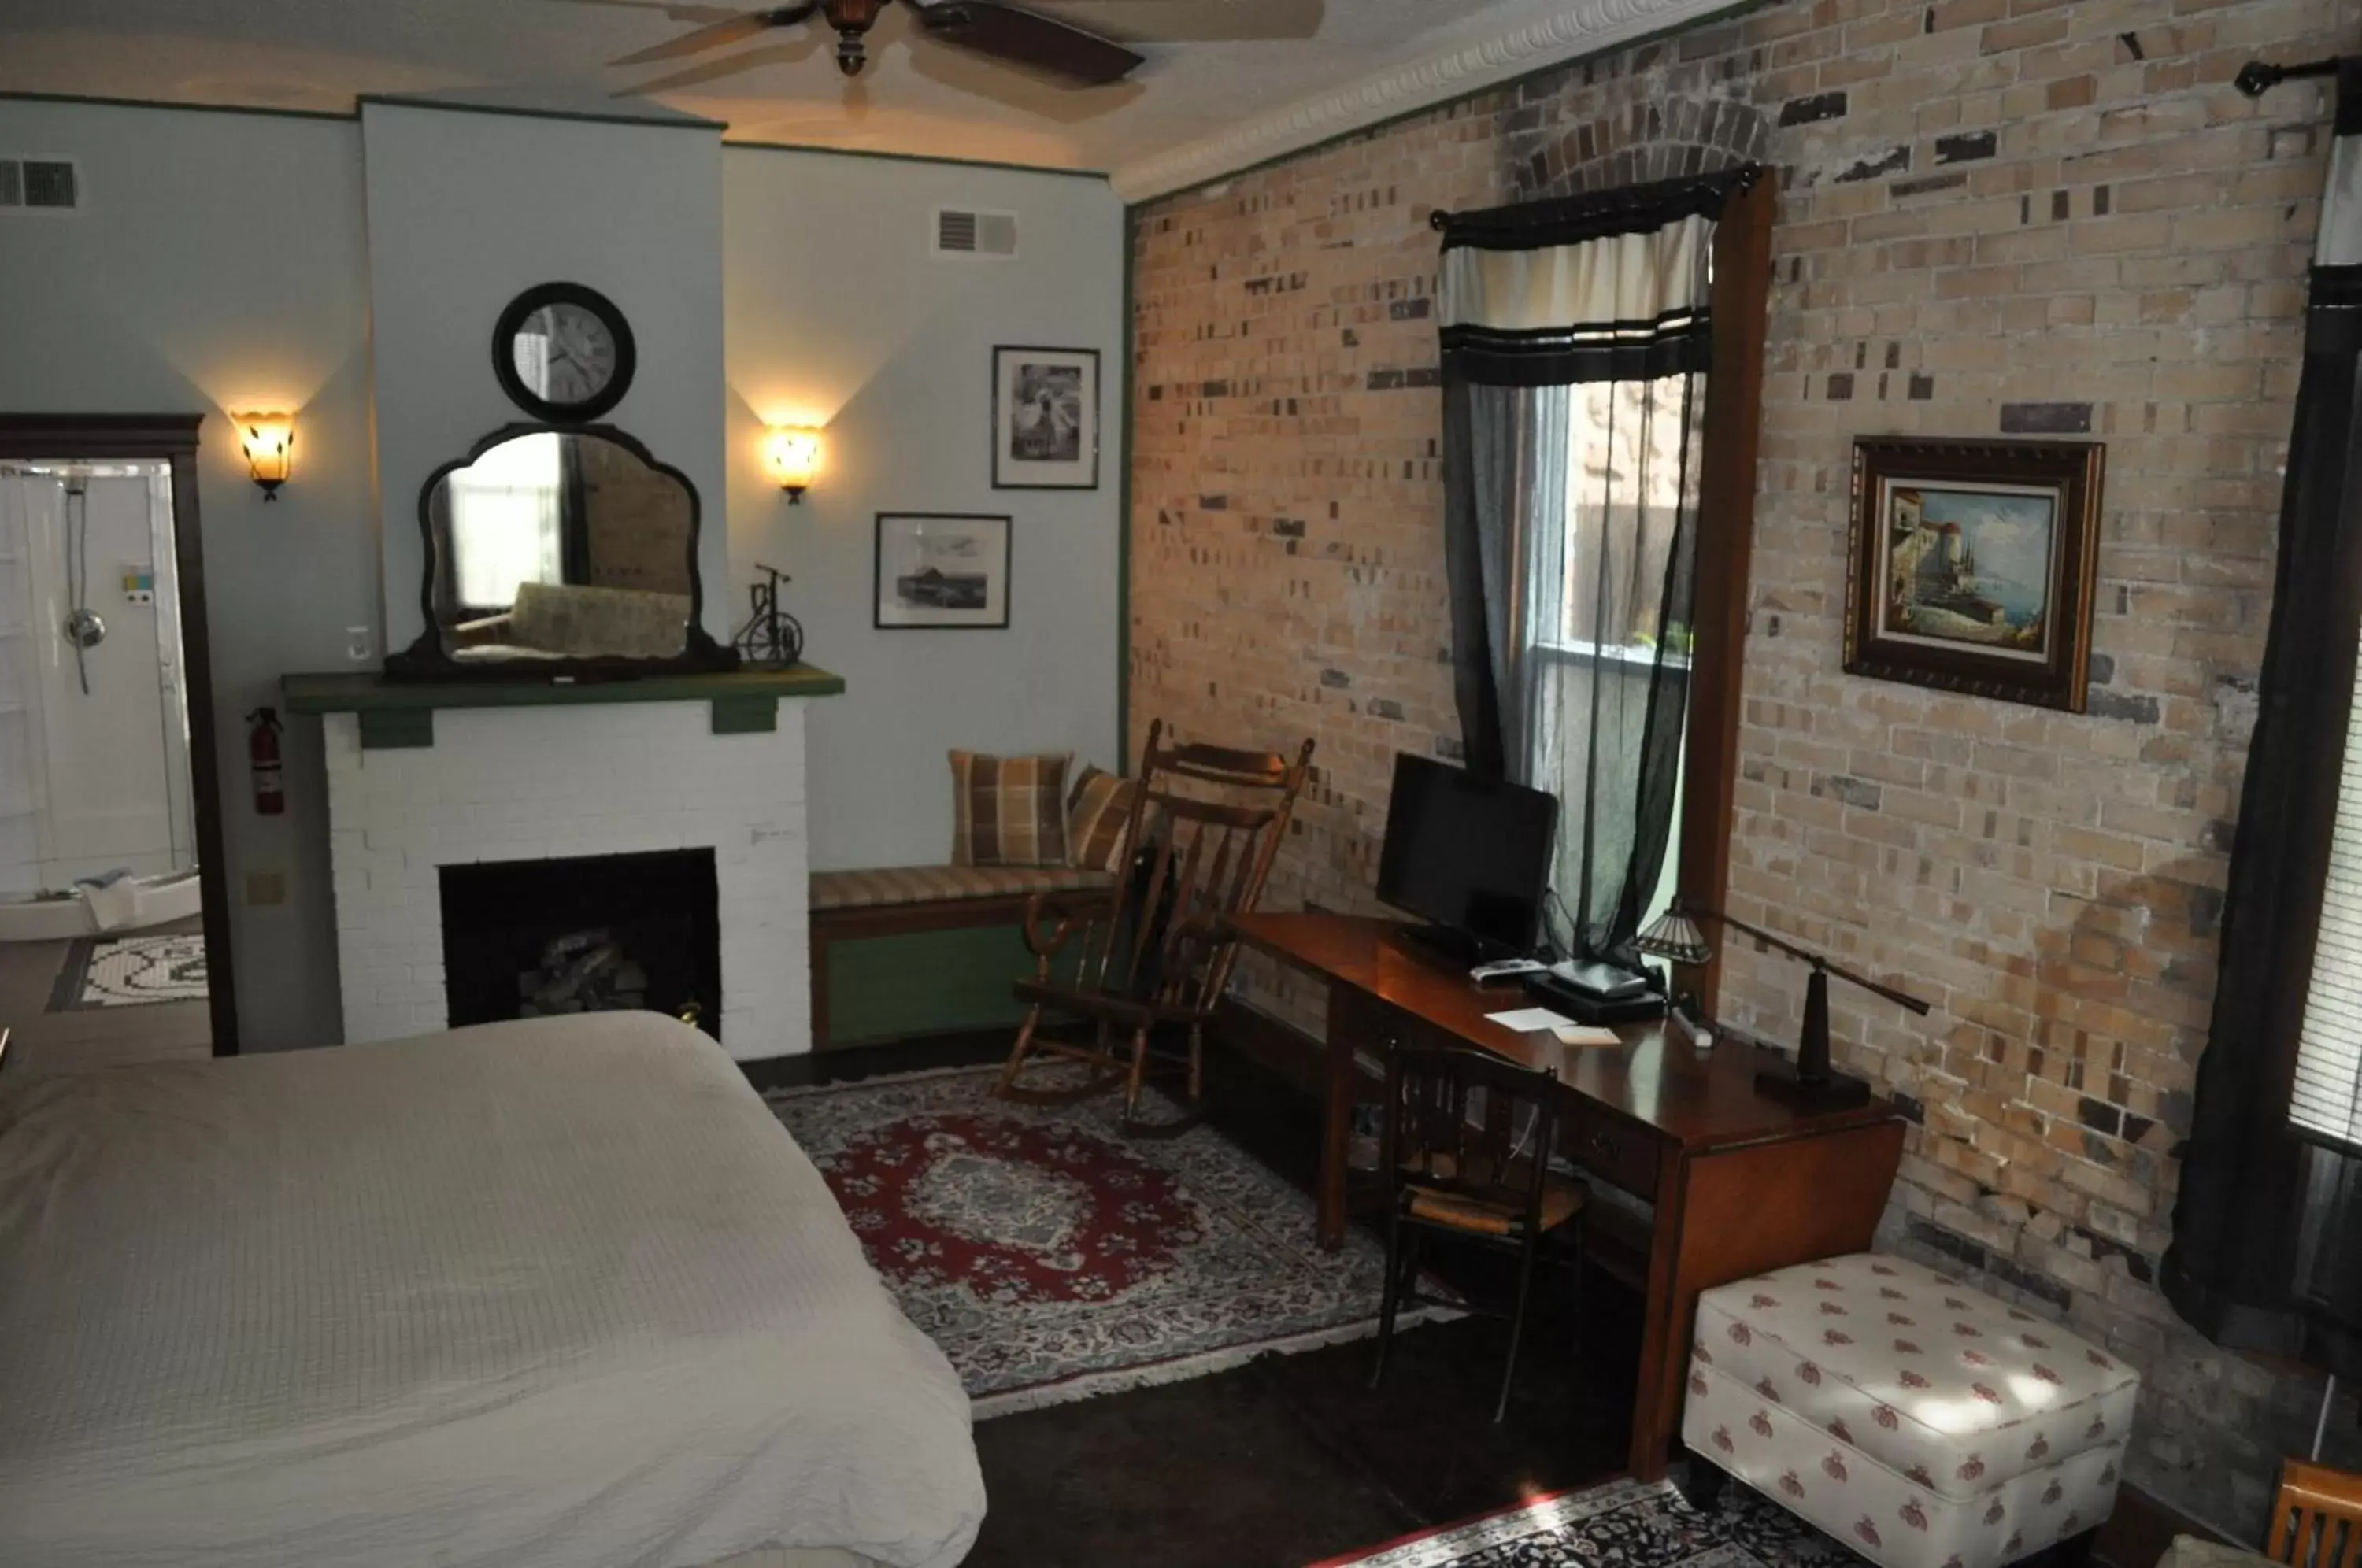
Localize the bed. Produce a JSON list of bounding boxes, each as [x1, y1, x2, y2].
[[0, 1012, 986, 1568]]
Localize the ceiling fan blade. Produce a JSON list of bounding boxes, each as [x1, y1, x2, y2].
[[1023, 0, 1323, 43], [613, 39, 819, 94], [546, 0, 750, 24], [608, 4, 814, 66], [909, 0, 1144, 86]]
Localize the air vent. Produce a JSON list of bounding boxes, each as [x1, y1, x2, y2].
[[0, 158, 80, 212], [934, 207, 1016, 259]]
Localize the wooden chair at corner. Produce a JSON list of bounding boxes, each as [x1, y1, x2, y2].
[[2267, 1459, 2362, 1568], [1370, 1046, 1586, 1424], [994, 719, 1315, 1137]]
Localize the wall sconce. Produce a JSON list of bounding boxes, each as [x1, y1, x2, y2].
[[238, 414, 295, 500], [763, 426, 823, 504]]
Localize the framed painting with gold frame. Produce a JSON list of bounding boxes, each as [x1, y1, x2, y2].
[[1844, 437, 2105, 712]]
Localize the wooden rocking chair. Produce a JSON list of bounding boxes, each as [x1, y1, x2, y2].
[[994, 719, 1314, 1136]]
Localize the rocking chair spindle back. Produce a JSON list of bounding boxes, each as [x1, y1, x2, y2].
[[996, 719, 1315, 1135]]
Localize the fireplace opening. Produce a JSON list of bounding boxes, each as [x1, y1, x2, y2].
[[439, 849, 720, 1041]]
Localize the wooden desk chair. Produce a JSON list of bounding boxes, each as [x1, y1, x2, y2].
[[2268, 1459, 2362, 1568], [1371, 1045, 1586, 1422], [994, 719, 1314, 1136]]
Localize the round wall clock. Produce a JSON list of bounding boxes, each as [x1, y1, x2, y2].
[[491, 282, 636, 423]]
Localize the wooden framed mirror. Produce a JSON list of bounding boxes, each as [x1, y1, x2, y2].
[[385, 423, 735, 680]]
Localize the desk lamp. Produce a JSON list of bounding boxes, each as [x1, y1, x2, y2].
[[1634, 898, 1931, 1109]]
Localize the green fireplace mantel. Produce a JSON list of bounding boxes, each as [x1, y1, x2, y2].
[[280, 665, 846, 748]]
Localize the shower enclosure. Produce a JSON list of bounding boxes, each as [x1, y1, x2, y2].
[[0, 460, 202, 935]]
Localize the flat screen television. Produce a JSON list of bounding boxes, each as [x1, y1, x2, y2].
[[1375, 753, 1558, 959]]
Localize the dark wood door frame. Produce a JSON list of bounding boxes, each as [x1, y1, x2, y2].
[[1677, 171, 1778, 1015], [0, 412, 240, 1055]]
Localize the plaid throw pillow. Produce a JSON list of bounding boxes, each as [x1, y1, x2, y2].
[[1066, 764, 1146, 873], [950, 751, 1072, 868]]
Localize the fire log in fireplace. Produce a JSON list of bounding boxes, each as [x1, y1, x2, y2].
[[519, 929, 650, 1016]]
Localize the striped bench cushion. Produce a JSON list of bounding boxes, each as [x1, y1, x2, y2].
[[809, 864, 1114, 913]]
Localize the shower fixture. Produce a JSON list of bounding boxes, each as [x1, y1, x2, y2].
[[61, 477, 104, 695]]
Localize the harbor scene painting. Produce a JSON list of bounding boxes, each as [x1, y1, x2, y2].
[[1875, 478, 2059, 661], [1844, 437, 2105, 713]]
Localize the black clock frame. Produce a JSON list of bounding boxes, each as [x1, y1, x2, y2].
[[491, 281, 637, 423]]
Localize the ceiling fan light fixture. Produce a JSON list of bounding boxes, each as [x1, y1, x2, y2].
[[816, 0, 888, 75]]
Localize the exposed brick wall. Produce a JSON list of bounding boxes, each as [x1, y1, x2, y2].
[[1130, 0, 2356, 1535]]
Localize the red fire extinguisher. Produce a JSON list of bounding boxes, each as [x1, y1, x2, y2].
[[249, 707, 286, 816]]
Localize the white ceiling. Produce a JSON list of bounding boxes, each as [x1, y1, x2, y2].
[[0, 0, 1733, 198]]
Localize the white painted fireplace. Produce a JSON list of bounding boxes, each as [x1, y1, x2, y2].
[[318, 696, 814, 1060]]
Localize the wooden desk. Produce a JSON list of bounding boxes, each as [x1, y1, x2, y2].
[[1227, 912, 1905, 1481]]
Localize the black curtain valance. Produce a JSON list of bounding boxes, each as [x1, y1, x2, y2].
[[1440, 312, 1715, 389], [1436, 165, 1748, 390], [1431, 163, 1760, 253]]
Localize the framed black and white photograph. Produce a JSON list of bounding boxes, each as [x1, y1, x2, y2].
[[992, 346, 1099, 490], [874, 512, 1011, 630]]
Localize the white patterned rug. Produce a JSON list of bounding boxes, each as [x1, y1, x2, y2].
[[1306, 1477, 1849, 1568], [766, 1065, 1455, 1418], [48, 932, 209, 1011]]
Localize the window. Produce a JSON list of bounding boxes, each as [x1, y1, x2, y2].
[[1545, 375, 1701, 666], [2294, 670, 2362, 1151], [447, 431, 563, 610], [1525, 371, 1704, 954], [1437, 181, 1757, 968]]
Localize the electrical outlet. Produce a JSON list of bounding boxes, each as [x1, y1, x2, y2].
[[345, 626, 372, 663], [246, 871, 287, 907]]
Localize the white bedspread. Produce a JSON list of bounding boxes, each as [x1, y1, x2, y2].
[[0, 1014, 984, 1568]]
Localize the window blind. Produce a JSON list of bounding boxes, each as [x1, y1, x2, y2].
[[2294, 656, 2362, 1150]]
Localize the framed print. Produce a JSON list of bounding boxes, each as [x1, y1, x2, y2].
[[1844, 437, 2105, 712], [993, 346, 1099, 490], [874, 512, 1011, 630]]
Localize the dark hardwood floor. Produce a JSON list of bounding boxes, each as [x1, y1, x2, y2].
[[809, 1034, 1640, 1568]]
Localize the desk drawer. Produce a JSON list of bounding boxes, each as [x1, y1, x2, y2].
[[1572, 1104, 1660, 1201], [1334, 991, 1445, 1054]]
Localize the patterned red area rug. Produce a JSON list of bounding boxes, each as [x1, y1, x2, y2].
[[767, 1066, 1450, 1417]]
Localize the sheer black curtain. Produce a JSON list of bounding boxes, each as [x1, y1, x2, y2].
[[1438, 167, 1753, 960], [2163, 62, 2362, 1384]]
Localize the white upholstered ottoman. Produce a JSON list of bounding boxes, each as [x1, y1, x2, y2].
[[1682, 1254, 2138, 1568]]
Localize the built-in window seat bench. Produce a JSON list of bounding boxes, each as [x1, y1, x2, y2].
[[807, 866, 1113, 1052]]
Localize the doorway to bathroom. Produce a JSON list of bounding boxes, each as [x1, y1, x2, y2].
[[0, 415, 233, 1071]]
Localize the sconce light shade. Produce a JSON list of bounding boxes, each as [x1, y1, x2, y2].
[[763, 426, 822, 503], [239, 414, 295, 499]]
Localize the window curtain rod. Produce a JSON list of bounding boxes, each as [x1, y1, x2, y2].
[[2237, 57, 2343, 96], [1431, 161, 1762, 251]]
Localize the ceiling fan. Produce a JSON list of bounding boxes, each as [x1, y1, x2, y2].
[[610, 0, 1146, 87]]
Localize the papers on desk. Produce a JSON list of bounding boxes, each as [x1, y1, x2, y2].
[[1483, 1008, 1623, 1048], [1484, 1007, 1572, 1033]]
